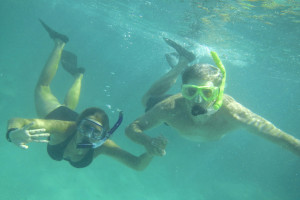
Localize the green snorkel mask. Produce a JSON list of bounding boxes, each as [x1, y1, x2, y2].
[[210, 51, 226, 110]]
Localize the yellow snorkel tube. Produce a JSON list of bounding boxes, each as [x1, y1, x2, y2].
[[210, 51, 226, 110]]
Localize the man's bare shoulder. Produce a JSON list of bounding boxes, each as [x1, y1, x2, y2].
[[221, 94, 256, 123], [222, 94, 243, 111]]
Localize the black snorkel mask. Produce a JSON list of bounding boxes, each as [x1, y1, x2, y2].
[[76, 111, 123, 149]]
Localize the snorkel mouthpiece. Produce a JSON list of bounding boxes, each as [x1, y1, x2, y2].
[[76, 138, 94, 149], [77, 143, 93, 149], [191, 105, 207, 116], [210, 51, 226, 110]]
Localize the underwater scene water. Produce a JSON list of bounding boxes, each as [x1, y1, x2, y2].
[[0, 0, 299, 199]]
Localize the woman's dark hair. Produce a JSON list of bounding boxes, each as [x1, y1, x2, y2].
[[76, 107, 109, 130], [182, 64, 223, 86]]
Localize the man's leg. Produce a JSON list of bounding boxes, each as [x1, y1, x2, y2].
[[142, 38, 194, 107], [141, 58, 187, 107]]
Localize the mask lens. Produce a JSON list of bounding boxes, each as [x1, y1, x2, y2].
[[182, 84, 219, 102], [202, 88, 213, 98], [187, 87, 197, 97], [200, 87, 218, 101], [91, 129, 104, 140], [78, 119, 105, 140], [182, 85, 198, 99]]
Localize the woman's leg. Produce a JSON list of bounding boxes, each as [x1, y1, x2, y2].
[[35, 20, 69, 118], [63, 73, 83, 110], [35, 40, 65, 118], [59, 50, 85, 110]]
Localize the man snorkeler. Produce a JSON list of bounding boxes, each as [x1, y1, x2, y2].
[[125, 38, 300, 157]]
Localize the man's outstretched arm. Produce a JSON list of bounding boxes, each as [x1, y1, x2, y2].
[[125, 109, 167, 156], [224, 95, 300, 156]]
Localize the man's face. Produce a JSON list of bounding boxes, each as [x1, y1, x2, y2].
[[181, 78, 219, 116]]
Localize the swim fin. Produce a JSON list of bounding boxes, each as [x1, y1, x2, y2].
[[61, 50, 85, 76], [165, 52, 179, 68], [39, 19, 69, 43], [163, 37, 195, 62]]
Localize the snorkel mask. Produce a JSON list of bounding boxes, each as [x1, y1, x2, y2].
[[181, 84, 219, 102], [76, 111, 123, 149], [181, 51, 226, 115]]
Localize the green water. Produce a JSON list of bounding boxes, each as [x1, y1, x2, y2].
[[0, 0, 299, 199]]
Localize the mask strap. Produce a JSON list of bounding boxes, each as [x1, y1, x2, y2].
[[210, 51, 226, 110]]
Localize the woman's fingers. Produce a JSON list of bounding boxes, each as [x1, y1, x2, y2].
[[151, 136, 168, 147], [30, 132, 50, 143], [30, 133, 50, 138], [158, 135, 168, 145], [28, 128, 46, 134], [31, 139, 49, 143], [150, 135, 168, 156], [154, 147, 166, 156], [19, 143, 29, 149], [12, 126, 49, 149]]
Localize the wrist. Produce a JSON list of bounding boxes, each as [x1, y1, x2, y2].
[[6, 128, 18, 142]]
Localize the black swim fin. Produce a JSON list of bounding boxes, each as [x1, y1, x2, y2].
[[165, 52, 179, 68], [39, 19, 69, 43], [163, 37, 195, 62], [61, 50, 85, 76]]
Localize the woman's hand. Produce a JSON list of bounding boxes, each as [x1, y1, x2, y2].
[[9, 123, 50, 149], [145, 135, 168, 156]]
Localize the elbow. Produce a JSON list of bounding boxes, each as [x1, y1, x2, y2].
[[131, 158, 152, 172]]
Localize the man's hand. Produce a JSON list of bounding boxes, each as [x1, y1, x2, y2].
[[9, 123, 50, 149], [146, 135, 168, 156]]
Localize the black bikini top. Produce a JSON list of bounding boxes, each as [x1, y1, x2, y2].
[[45, 106, 94, 168], [47, 131, 94, 168]]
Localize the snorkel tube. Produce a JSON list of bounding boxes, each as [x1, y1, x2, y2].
[[210, 51, 226, 110]]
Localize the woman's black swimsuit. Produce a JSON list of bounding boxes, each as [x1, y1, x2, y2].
[[45, 106, 94, 168], [44, 95, 168, 168]]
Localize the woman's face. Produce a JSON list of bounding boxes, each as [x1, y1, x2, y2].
[[76, 116, 106, 145]]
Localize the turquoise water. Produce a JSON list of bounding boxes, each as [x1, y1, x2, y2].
[[1, 0, 299, 199]]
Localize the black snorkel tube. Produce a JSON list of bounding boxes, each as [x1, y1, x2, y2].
[[77, 111, 124, 149], [106, 111, 123, 136]]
